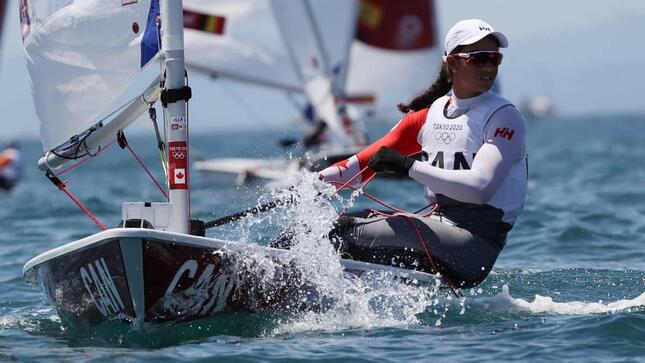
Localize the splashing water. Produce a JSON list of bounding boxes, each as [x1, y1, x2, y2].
[[185, 170, 645, 335], [222, 171, 449, 334]]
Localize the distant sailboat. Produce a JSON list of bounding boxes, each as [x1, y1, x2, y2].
[[20, 0, 440, 330], [519, 95, 555, 120], [186, 0, 367, 183]]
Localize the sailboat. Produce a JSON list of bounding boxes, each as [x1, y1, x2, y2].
[[20, 0, 439, 330], [185, 0, 367, 184], [190, 0, 441, 183]]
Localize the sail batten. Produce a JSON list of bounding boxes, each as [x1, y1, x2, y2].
[[22, 0, 161, 151]]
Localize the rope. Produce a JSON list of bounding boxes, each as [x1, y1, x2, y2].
[[45, 171, 107, 231], [117, 131, 168, 199], [401, 214, 463, 298], [123, 142, 168, 199], [59, 184, 108, 231], [329, 163, 463, 298], [53, 141, 116, 177]]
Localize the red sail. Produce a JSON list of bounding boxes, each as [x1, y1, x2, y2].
[[184, 9, 226, 35], [357, 0, 436, 51]]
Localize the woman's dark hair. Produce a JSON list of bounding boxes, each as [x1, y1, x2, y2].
[[397, 44, 467, 114], [397, 64, 452, 113]]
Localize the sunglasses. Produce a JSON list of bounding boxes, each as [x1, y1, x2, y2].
[[452, 51, 503, 66]]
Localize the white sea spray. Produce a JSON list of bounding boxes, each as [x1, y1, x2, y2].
[[221, 170, 447, 334], [467, 285, 645, 315]]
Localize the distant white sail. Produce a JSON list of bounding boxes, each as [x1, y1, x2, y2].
[[308, 0, 359, 97], [346, 0, 441, 119], [270, 0, 357, 147], [21, 0, 161, 150], [183, 0, 301, 92]]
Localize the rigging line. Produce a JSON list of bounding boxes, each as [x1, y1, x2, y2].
[[331, 150, 430, 211], [421, 203, 441, 217], [54, 141, 116, 177], [328, 168, 460, 297], [118, 131, 168, 199], [362, 206, 461, 298], [367, 203, 439, 219], [335, 173, 376, 218], [184, 71, 193, 222], [45, 171, 107, 231], [156, 19, 169, 182], [401, 214, 462, 299], [333, 165, 371, 194], [148, 107, 168, 178], [160, 74, 169, 183], [59, 185, 108, 231], [330, 178, 422, 217]]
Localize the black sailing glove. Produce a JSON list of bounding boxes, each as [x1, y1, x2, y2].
[[367, 147, 415, 176]]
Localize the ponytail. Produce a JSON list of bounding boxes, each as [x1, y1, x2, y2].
[[397, 63, 453, 114]]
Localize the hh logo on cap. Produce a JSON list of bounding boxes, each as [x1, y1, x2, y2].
[[479, 26, 491, 31]]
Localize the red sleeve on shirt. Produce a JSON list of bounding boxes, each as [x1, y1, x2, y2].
[[333, 108, 428, 180]]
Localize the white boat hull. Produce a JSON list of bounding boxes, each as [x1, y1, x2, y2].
[[194, 148, 362, 183], [194, 158, 297, 183]]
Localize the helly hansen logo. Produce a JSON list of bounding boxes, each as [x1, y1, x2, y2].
[[479, 26, 491, 31], [494, 127, 515, 140]]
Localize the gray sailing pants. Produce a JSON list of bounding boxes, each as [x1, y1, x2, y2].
[[335, 210, 503, 288]]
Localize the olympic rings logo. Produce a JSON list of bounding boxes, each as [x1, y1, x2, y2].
[[172, 151, 186, 160], [434, 132, 456, 144]]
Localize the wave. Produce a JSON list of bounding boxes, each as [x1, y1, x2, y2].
[[476, 284, 645, 315]]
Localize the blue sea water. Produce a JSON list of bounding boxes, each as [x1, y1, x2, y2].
[[1, 113, 644, 362]]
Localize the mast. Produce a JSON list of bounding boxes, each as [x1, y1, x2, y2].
[[161, 0, 191, 233], [270, 0, 354, 147]]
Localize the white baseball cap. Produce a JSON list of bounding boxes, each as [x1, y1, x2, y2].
[[444, 19, 508, 55]]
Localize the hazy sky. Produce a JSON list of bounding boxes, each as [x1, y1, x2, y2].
[[1, 1, 644, 141]]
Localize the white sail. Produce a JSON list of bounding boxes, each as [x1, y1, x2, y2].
[[308, 0, 359, 98], [270, 0, 357, 147], [21, 0, 161, 150], [347, 47, 442, 117], [346, 0, 441, 120], [183, 0, 301, 92]]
